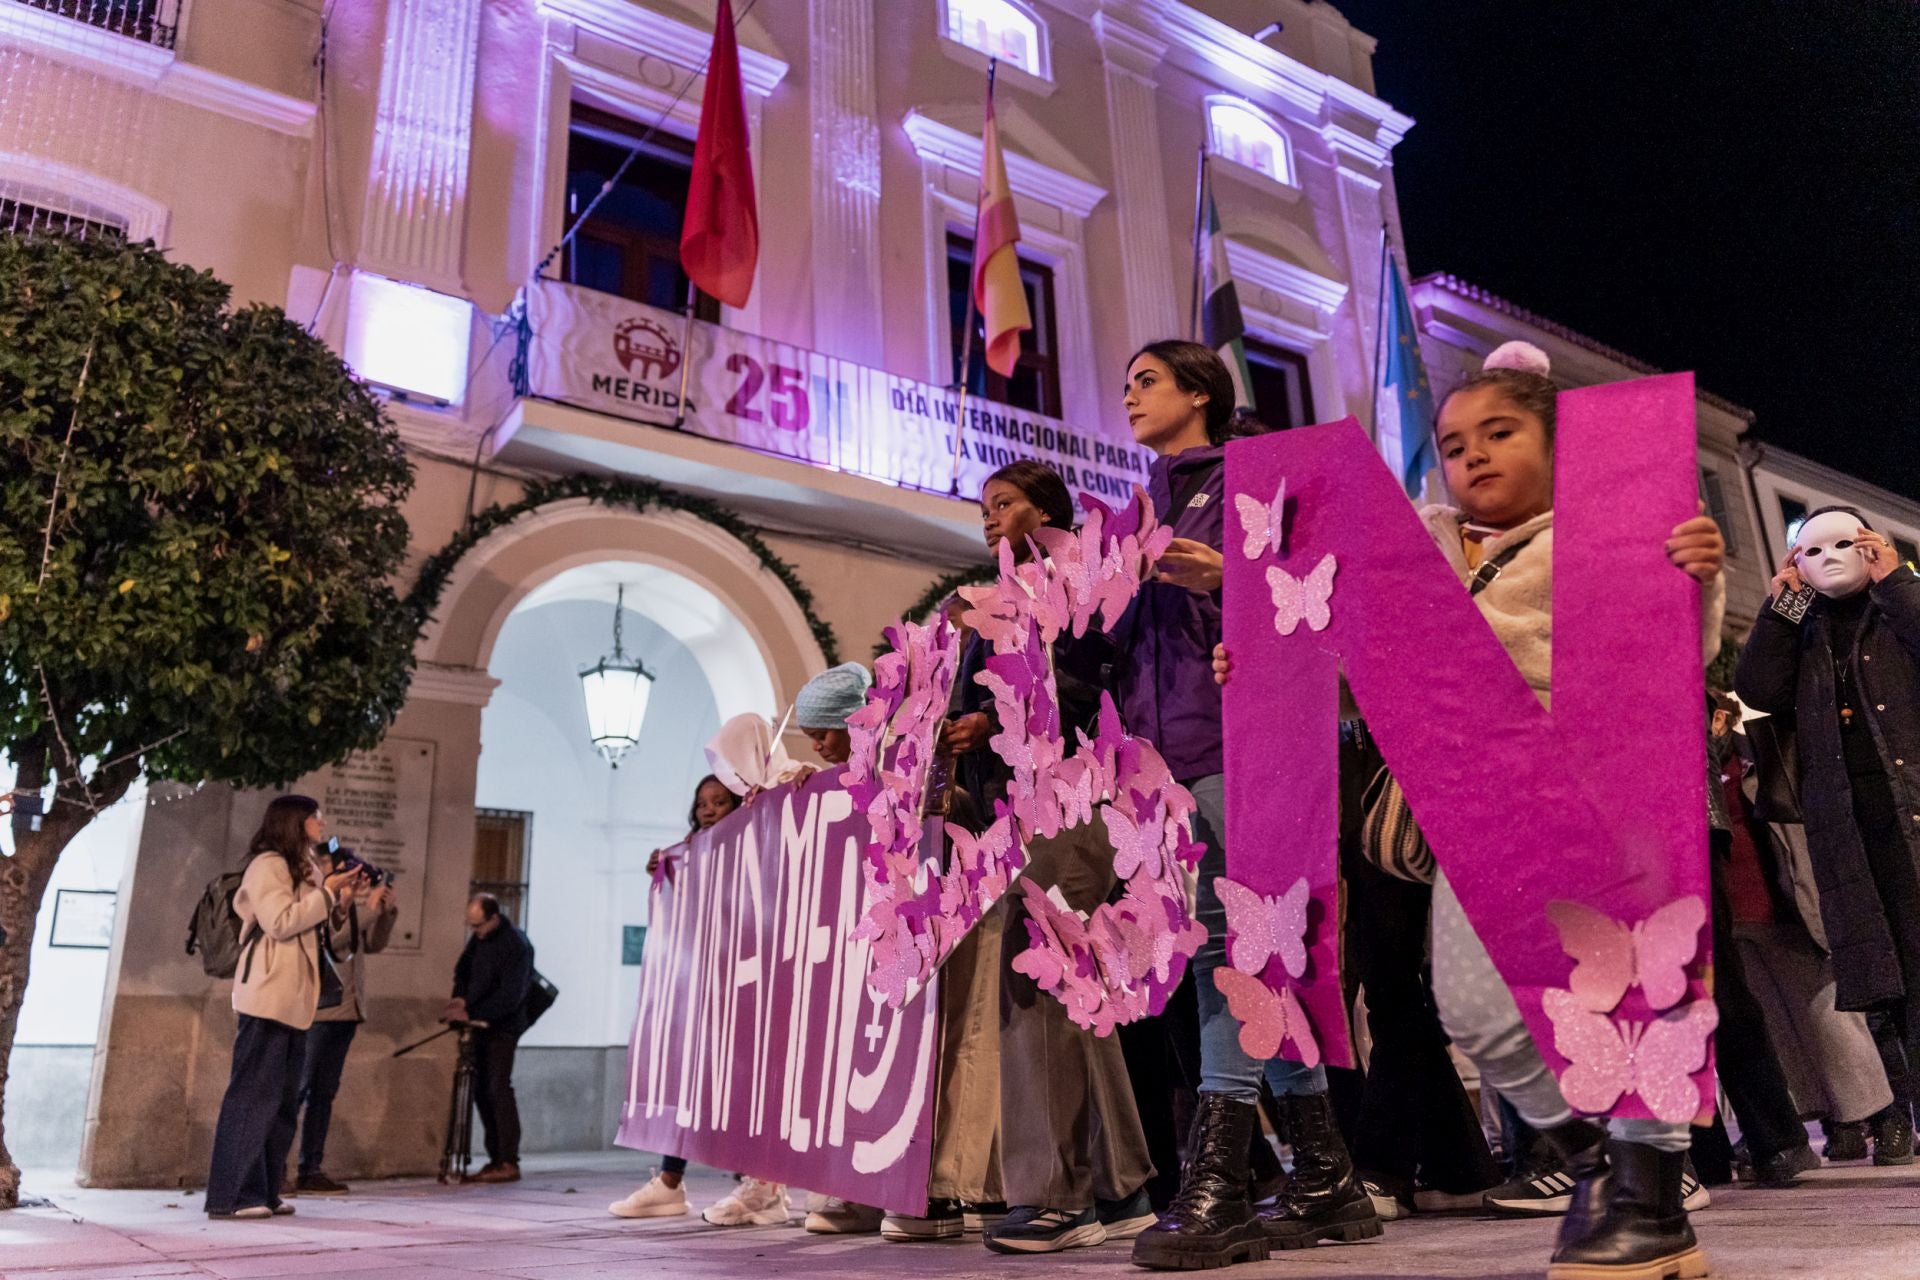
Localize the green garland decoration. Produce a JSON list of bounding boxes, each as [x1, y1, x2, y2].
[[408, 473, 840, 665], [873, 565, 995, 658]]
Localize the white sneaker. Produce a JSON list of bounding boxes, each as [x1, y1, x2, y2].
[[1681, 1170, 1711, 1212], [805, 1196, 884, 1233], [609, 1174, 689, 1219], [702, 1178, 791, 1227]]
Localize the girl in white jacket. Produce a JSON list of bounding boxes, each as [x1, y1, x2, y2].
[[205, 795, 361, 1219]]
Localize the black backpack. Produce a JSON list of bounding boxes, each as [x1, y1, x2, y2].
[[523, 969, 559, 1030], [186, 870, 254, 979]]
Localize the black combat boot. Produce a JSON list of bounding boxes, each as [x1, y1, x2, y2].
[[1131, 1093, 1268, 1270], [1254, 1092, 1382, 1250], [1547, 1141, 1709, 1280]]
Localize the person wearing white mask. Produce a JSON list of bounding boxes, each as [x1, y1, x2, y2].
[[1738, 506, 1920, 1166]]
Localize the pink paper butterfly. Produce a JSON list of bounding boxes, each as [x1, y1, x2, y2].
[[1267, 554, 1338, 636], [1547, 897, 1707, 1014], [1215, 876, 1310, 979], [1104, 793, 1170, 880], [1543, 987, 1719, 1123], [1233, 480, 1288, 559], [1213, 967, 1321, 1068]]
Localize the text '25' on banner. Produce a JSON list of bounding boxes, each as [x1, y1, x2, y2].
[[620, 775, 942, 1215], [525, 279, 1150, 501]]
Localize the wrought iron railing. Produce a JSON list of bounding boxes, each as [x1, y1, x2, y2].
[[12, 0, 178, 50]]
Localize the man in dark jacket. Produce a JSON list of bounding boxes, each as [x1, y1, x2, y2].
[[445, 892, 534, 1183], [1736, 507, 1920, 1164]]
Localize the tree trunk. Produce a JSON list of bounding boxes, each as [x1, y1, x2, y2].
[[0, 743, 133, 1209]]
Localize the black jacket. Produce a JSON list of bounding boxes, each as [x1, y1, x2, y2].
[[1735, 566, 1920, 1009], [453, 916, 535, 1033]]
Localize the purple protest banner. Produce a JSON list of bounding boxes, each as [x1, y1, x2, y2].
[[619, 774, 941, 1213], [1222, 377, 1715, 1121]]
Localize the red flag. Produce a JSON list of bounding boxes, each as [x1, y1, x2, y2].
[[972, 77, 1030, 377], [681, 0, 759, 309]]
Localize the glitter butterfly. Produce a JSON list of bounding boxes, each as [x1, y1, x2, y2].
[[1213, 967, 1322, 1068], [1233, 480, 1288, 560], [1547, 897, 1708, 1014], [1215, 876, 1310, 978], [1104, 792, 1171, 880], [1267, 554, 1338, 636], [1543, 987, 1718, 1123]]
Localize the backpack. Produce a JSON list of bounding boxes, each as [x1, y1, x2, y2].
[[522, 969, 559, 1030], [186, 870, 254, 979]]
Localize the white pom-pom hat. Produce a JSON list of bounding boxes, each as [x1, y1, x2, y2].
[[1482, 340, 1551, 377]]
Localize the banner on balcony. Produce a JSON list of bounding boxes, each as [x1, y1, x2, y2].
[[618, 774, 942, 1215], [524, 279, 1150, 500]]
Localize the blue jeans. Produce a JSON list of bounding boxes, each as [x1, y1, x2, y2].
[[1189, 774, 1328, 1102]]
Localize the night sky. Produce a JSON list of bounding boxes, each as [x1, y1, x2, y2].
[[1329, 0, 1920, 501]]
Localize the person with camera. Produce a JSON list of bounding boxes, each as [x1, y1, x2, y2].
[[205, 796, 363, 1220], [288, 842, 399, 1196], [445, 892, 534, 1184]]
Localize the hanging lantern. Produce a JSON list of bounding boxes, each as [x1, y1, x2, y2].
[[578, 584, 654, 767]]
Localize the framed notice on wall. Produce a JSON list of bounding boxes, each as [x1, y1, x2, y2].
[[50, 889, 117, 949], [316, 739, 436, 951]]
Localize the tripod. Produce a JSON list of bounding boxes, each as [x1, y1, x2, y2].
[[393, 1019, 490, 1184]]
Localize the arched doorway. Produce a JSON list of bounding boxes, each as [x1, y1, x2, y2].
[[420, 499, 828, 1152]]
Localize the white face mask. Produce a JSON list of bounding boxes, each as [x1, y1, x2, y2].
[[1793, 511, 1872, 599]]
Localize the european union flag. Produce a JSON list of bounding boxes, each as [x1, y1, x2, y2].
[[1379, 260, 1435, 497]]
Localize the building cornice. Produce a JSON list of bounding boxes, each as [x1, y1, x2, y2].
[[1090, 12, 1168, 83], [408, 662, 502, 709], [0, 3, 315, 137], [1748, 444, 1920, 527], [1129, 0, 1413, 150], [538, 0, 789, 98], [1225, 241, 1348, 316], [901, 110, 1108, 219], [1415, 272, 1757, 425]]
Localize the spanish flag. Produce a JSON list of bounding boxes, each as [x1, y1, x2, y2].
[[971, 66, 1030, 378]]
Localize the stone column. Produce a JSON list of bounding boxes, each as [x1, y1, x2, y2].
[[358, 0, 484, 292], [79, 668, 498, 1187], [1092, 13, 1180, 344], [806, 0, 885, 366]]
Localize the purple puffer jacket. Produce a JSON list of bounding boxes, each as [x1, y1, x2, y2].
[[1109, 444, 1227, 783]]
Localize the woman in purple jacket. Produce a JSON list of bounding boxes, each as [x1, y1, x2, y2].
[[1115, 341, 1380, 1270]]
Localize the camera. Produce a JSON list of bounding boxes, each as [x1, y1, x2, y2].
[[322, 837, 390, 887]]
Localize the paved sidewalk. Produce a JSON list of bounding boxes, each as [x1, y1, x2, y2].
[[5, 1153, 1918, 1279]]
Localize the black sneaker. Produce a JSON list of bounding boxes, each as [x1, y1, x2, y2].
[[1095, 1188, 1156, 1241], [1483, 1154, 1577, 1217], [983, 1205, 1108, 1254], [1873, 1104, 1915, 1166], [1751, 1142, 1820, 1187], [1823, 1119, 1870, 1162], [296, 1171, 351, 1196]]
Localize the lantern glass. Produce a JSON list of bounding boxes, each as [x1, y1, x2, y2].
[[579, 657, 654, 766]]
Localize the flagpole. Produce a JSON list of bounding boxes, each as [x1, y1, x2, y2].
[[1188, 148, 1209, 342], [1366, 221, 1391, 438], [671, 276, 698, 429], [948, 58, 996, 496]]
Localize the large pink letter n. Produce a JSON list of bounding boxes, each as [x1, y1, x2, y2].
[[1221, 375, 1715, 1121]]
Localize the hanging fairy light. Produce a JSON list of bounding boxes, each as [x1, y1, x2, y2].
[[578, 584, 655, 767]]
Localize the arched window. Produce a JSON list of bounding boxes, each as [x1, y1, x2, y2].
[[1208, 99, 1294, 187], [942, 0, 1049, 81]]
